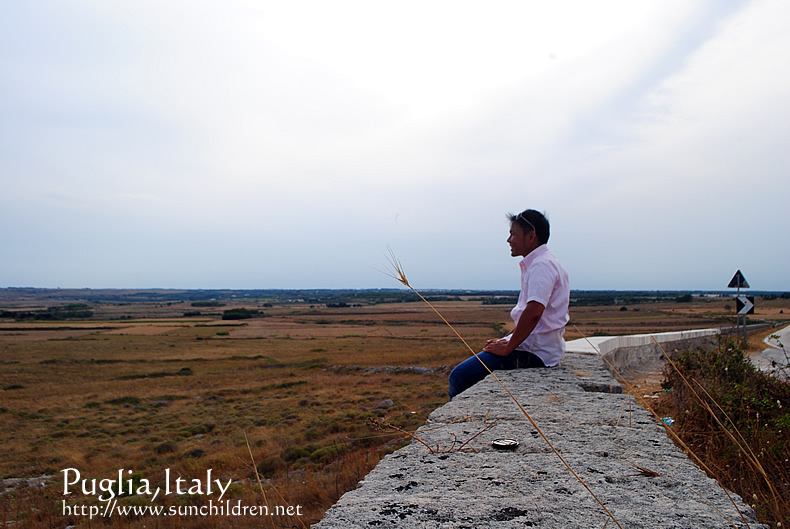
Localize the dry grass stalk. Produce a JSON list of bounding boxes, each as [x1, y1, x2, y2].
[[244, 430, 276, 529], [454, 420, 500, 452], [679, 480, 745, 525], [692, 378, 785, 517], [658, 337, 789, 518], [575, 326, 748, 529], [383, 249, 623, 529], [530, 497, 554, 529], [616, 400, 626, 428], [631, 464, 661, 478], [244, 431, 310, 529], [645, 468, 743, 525], [615, 396, 634, 428], [368, 417, 437, 453], [368, 417, 499, 454]]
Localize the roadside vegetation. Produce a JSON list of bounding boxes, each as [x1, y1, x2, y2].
[[658, 336, 790, 527]]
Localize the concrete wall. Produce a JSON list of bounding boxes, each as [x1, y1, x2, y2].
[[575, 325, 770, 379], [596, 329, 719, 379], [314, 329, 765, 528]]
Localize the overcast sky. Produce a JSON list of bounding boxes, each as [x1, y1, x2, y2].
[[1, 0, 788, 291]]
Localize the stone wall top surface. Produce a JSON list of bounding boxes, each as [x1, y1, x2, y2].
[[315, 348, 765, 528]]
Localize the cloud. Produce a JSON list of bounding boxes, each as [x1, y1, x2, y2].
[[1, 0, 787, 290]]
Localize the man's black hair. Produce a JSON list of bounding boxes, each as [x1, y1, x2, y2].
[[507, 209, 550, 245]]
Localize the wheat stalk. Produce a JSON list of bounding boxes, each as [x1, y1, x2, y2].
[[244, 430, 276, 529], [382, 248, 623, 529], [575, 327, 747, 529]]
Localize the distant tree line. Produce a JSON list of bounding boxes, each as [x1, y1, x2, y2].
[[423, 296, 462, 302], [2, 288, 788, 312], [191, 300, 225, 307], [570, 291, 701, 306], [482, 297, 519, 305], [0, 304, 94, 320], [221, 308, 260, 320], [763, 293, 790, 300]]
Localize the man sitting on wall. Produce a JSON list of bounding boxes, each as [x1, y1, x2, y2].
[[448, 209, 570, 400]]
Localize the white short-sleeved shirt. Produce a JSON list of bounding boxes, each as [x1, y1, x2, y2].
[[506, 245, 570, 367]]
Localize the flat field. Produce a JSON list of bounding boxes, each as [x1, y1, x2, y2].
[[0, 292, 787, 528]]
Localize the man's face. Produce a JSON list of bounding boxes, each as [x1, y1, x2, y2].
[[507, 222, 537, 257]]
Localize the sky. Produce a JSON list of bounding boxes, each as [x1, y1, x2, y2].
[[1, 0, 788, 291]]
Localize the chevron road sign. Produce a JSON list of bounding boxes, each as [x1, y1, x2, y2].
[[728, 270, 752, 347], [737, 296, 755, 316]]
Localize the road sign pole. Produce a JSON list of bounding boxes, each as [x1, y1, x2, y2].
[[736, 284, 741, 347], [728, 270, 751, 348], [735, 287, 746, 348]]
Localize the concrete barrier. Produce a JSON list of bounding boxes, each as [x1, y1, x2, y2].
[[314, 329, 766, 528], [567, 328, 720, 379]]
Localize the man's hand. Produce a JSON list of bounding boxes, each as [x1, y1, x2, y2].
[[481, 301, 545, 358], [482, 338, 511, 357]]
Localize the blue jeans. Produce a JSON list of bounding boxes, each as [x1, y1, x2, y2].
[[448, 350, 546, 400]]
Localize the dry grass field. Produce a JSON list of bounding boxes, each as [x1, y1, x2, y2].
[[1, 292, 787, 528]]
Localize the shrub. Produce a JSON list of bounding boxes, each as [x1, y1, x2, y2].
[[181, 423, 214, 436], [661, 338, 790, 526], [222, 308, 258, 320], [281, 446, 310, 462], [310, 444, 347, 464], [154, 441, 177, 454], [256, 457, 286, 477], [191, 301, 224, 307], [105, 396, 140, 406]]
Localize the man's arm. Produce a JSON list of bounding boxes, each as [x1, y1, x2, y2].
[[482, 300, 545, 357]]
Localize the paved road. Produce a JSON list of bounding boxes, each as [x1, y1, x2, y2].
[[750, 323, 790, 377]]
